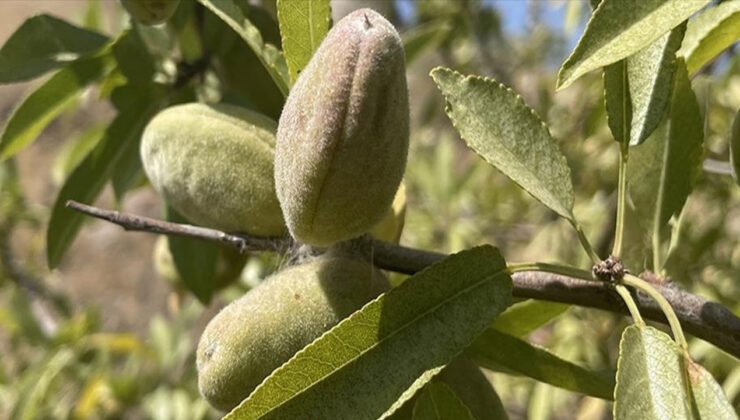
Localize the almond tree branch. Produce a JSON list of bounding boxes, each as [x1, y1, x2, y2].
[[66, 200, 740, 359]]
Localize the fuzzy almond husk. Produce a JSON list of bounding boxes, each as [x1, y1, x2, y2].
[[196, 253, 389, 411], [275, 8, 409, 247], [140, 103, 286, 236]]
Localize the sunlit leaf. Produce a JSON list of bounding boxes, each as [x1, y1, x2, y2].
[[412, 382, 474, 420], [613, 325, 691, 419], [277, 0, 331, 84], [557, 0, 709, 89], [603, 60, 631, 144], [432, 67, 575, 220], [0, 52, 112, 160], [679, 0, 740, 75], [490, 300, 569, 338], [227, 246, 512, 420], [685, 358, 738, 419], [0, 14, 108, 84], [468, 329, 615, 400], [198, 0, 290, 96]]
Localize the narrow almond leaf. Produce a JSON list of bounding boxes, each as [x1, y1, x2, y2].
[[685, 358, 738, 420], [467, 329, 615, 400], [226, 245, 513, 420], [627, 59, 703, 269], [557, 0, 709, 90], [0, 52, 113, 160], [731, 108, 740, 184], [679, 0, 740, 75], [165, 208, 219, 304], [51, 125, 106, 185], [276, 0, 331, 84], [198, 0, 289, 96], [380, 367, 446, 419], [0, 14, 108, 84], [490, 300, 569, 338], [46, 90, 164, 268], [603, 60, 631, 144], [613, 325, 692, 419], [412, 382, 474, 420], [402, 20, 452, 65], [628, 24, 686, 145], [431, 67, 575, 220]]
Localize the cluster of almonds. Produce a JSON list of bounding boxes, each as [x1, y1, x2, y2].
[[139, 8, 501, 417]]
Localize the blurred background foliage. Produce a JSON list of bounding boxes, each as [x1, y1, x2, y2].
[[0, 0, 737, 418]]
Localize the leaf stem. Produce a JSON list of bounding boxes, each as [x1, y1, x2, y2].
[[622, 273, 688, 351], [507, 262, 594, 281], [612, 143, 628, 258], [569, 219, 601, 264], [614, 284, 644, 326]]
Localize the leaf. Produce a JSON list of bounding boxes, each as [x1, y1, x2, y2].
[[412, 382, 474, 420], [276, 0, 330, 84], [51, 125, 106, 185], [432, 67, 575, 220], [557, 0, 710, 90], [198, 0, 290, 97], [467, 329, 615, 400], [0, 14, 108, 84], [613, 325, 692, 419], [226, 245, 512, 420], [10, 349, 75, 420], [678, 0, 740, 75], [627, 24, 686, 145], [46, 89, 164, 268], [685, 358, 738, 420], [380, 367, 446, 419], [165, 208, 219, 304], [627, 59, 703, 269], [402, 20, 453, 65], [603, 60, 631, 144], [731, 108, 740, 184], [111, 27, 156, 85], [491, 300, 570, 338], [0, 52, 112, 160]]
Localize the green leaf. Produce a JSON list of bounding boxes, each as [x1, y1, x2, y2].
[[491, 300, 570, 338], [165, 208, 219, 304], [10, 349, 75, 420], [402, 20, 453, 65], [685, 358, 738, 420], [198, 0, 290, 97], [627, 59, 703, 269], [679, 0, 740, 75], [557, 0, 710, 90], [381, 367, 446, 419], [467, 329, 615, 400], [112, 28, 156, 85], [627, 24, 686, 145], [0, 14, 108, 84], [0, 52, 112, 160], [613, 325, 692, 419], [226, 245, 512, 420], [46, 90, 163, 268], [603, 60, 631, 144], [412, 382, 474, 420], [51, 125, 106, 185], [432, 67, 575, 220], [731, 108, 740, 184], [276, 0, 330, 84]]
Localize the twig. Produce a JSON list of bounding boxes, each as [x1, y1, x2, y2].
[[66, 200, 740, 359]]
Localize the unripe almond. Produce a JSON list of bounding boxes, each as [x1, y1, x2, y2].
[[120, 0, 180, 25], [140, 103, 286, 236], [275, 8, 409, 247], [196, 253, 389, 411]]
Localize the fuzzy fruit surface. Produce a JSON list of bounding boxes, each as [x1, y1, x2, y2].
[[121, 0, 180, 25], [196, 254, 390, 411], [140, 103, 286, 236], [275, 8, 409, 247]]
